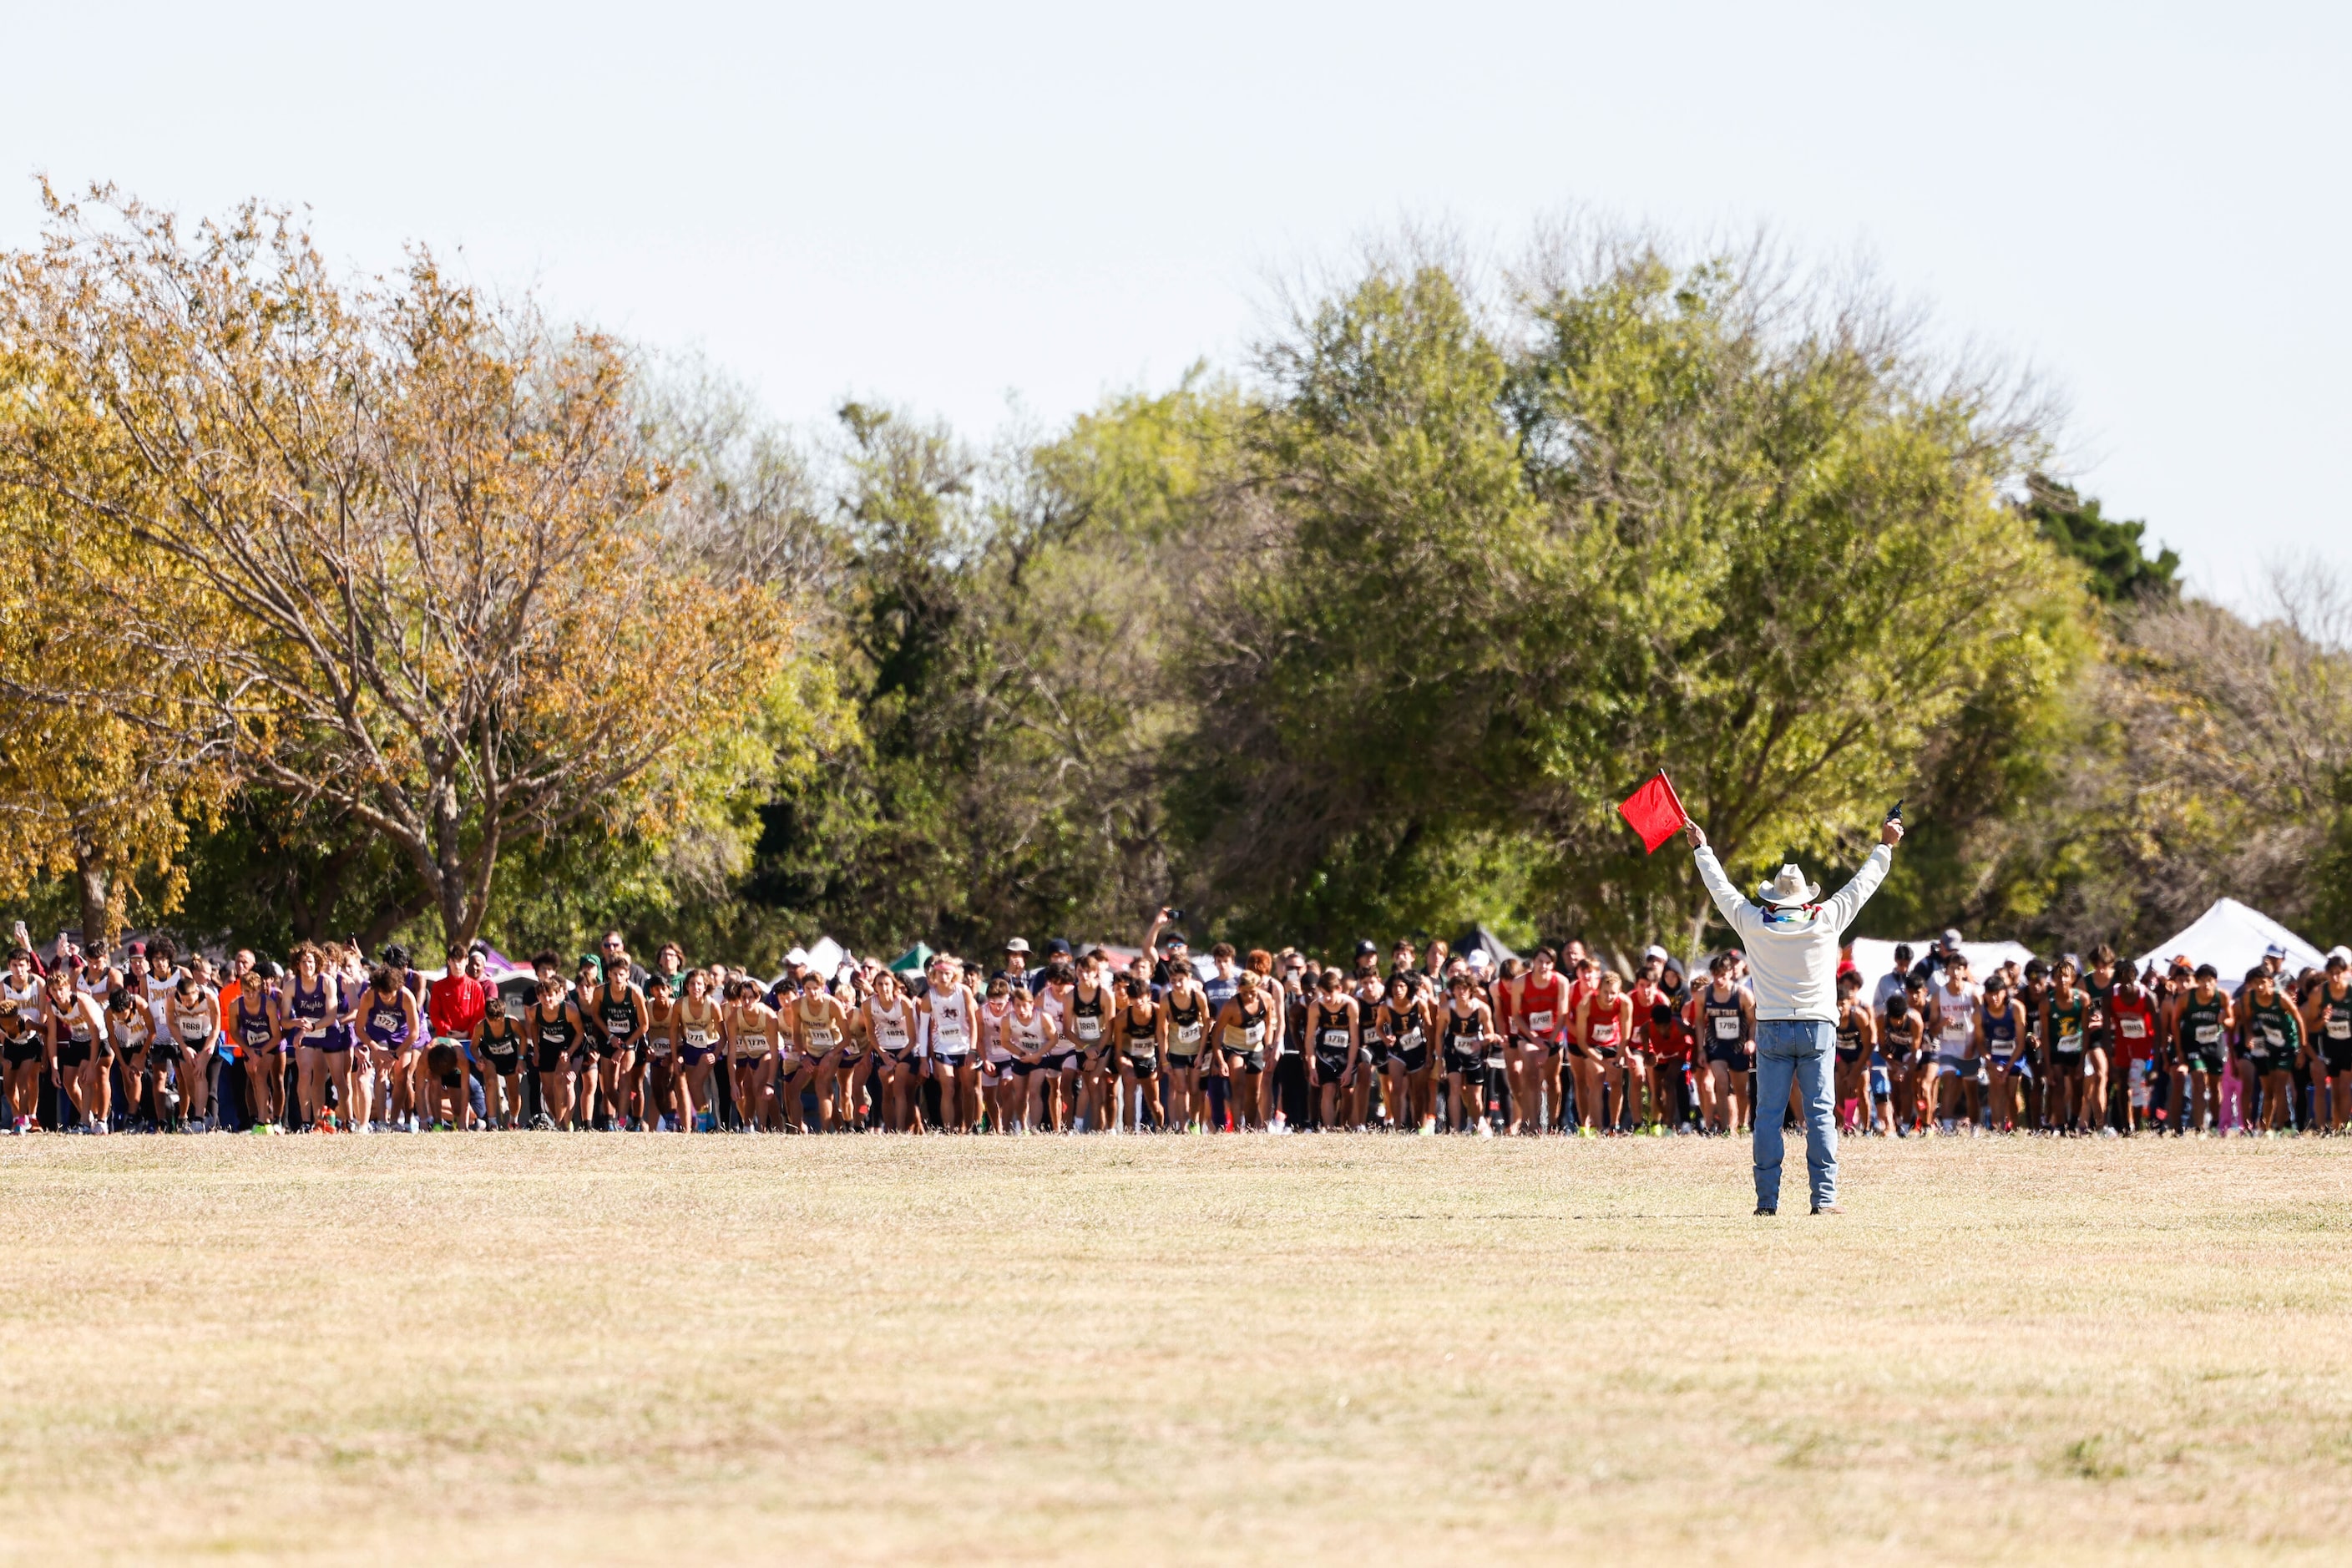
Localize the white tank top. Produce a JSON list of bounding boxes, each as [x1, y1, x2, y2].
[[3, 979, 38, 1034], [930, 989, 971, 1049], [1936, 982, 1980, 1049], [1011, 1011, 1047, 1052], [869, 999, 910, 1050]]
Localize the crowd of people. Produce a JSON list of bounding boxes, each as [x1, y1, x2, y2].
[[4, 911, 2349, 1138]]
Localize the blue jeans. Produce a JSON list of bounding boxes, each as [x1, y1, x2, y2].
[[1753, 1019, 1837, 1211]]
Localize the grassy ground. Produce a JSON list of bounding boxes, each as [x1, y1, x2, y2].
[[1, 1131, 2349, 1565]]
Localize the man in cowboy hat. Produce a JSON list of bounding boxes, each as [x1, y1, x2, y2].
[[1683, 813, 1903, 1215]]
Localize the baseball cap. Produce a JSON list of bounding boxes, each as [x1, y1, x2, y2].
[[1643, 944, 1669, 962], [1045, 938, 1070, 956], [126, 940, 146, 956], [2263, 943, 2288, 959], [1939, 928, 1963, 951], [1160, 932, 1188, 950], [1466, 948, 1492, 970], [786, 946, 810, 966], [1355, 939, 1378, 958], [1005, 938, 1031, 954]]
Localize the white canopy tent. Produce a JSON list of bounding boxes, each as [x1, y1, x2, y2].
[[2135, 899, 2326, 994]]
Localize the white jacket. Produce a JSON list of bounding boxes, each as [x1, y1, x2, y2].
[[1694, 843, 1893, 1023]]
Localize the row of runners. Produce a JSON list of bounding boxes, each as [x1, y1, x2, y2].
[[5, 918, 2349, 1136]]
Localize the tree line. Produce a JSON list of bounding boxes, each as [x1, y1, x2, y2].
[[3, 192, 2344, 966]]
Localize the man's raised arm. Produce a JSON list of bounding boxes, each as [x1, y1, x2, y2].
[[1823, 818, 1905, 933], [1684, 822, 1761, 941]]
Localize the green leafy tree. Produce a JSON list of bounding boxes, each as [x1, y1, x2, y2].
[[2023, 474, 2179, 603]]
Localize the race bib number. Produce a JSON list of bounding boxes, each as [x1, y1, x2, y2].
[[1075, 1016, 1102, 1040], [1176, 1023, 1203, 1046], [179, 1015, 209, 1041], [684, 1027, 714, 1047], [1321, 1029, 1351, 1050], [1713, 1016, 1739, 1039], [935, 1022, 965, 1046], [1591, 1022, 1619, 1045], [2330, 1019, 2352, 1040], [1398, 1028, 1422, 1050], [2261, 1024, 2285, 1049], [2056, 1031, 2082, 1054], [2119, 1017, 2146, 1039], [2194, 1024, 2221, 1045], [1526, 1009, 1554, 1032], [1242, 1022, 1264, 1047], [806, 1025, 837, 1050]]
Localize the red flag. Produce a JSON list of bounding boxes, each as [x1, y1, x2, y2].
[[1617, 771, 1688, 854]]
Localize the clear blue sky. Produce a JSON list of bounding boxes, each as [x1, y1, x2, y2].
[[6, 2, 2345, 605]]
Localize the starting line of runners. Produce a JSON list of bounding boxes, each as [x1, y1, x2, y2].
[[4, 913, 2348, 1137]]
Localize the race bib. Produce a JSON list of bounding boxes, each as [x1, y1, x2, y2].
[[2330, 1019, 2352, 1040], [2119, 1017, 2147, 1039], [1398, 1028, 1423, 1050], [2194, 1024, 2221, 1045], [2056, 1031, 2082, 1054], [1075, 1016, 1102, 1040], [935, 1021, 965, 1046], [806, 1025, 837, 1049], [2261, 1024, 2285, 1049], [1321, 1029, 1351, 1050], [179, 1015, 209, 1041], [683, 1027, 714, 1047], [1242, 1022, 1265, 1047], [1176, 1023, 1203, 1046], [1591, 1022, 1619, 1045], [1526, 1009, 1554, 1032], [1713, 1016, 1739, 1039]]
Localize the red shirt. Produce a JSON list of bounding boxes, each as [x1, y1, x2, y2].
[[1565, 977, 1599, 1044], [2108, 991, 2159, 1060], [1516, 972, 1565, 1039], [427, 974, 486, 1040]]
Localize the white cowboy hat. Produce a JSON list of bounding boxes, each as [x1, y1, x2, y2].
[[1756, 864, 1820, 907]]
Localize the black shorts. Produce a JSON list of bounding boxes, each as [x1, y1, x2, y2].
[[2248, 1054, 2291, 1080], [535, 1043, 571, 1074], [2324, 1037, 2352, 1075], [1444, 1050, 1485, 1084], [1313, 1050, 1351, 1081], [58, 1040, 92, 1068], [483, 1047, 521, 1074], [1704, 1040, 1745, 1067], [1122, 1051, 1159, 1078], [1835, 1046, 1864, 1066], [2181, 1050, 2224, 1075], [1039, 1050, 1078, 1073], [3, 1036, 38, 1065], [1164, 1052, 1201, 1073], [1393, 1044, 1429, 1075], [2047, 1050, 2086, 1078], [1224, 1048, 1265, 1074], [584, 1036, 618, 1060]]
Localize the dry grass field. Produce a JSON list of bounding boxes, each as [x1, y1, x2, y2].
[[2, 1131, 2349, 1565]]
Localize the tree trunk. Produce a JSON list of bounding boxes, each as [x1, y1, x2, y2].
[[72, 841, 111, 951]]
